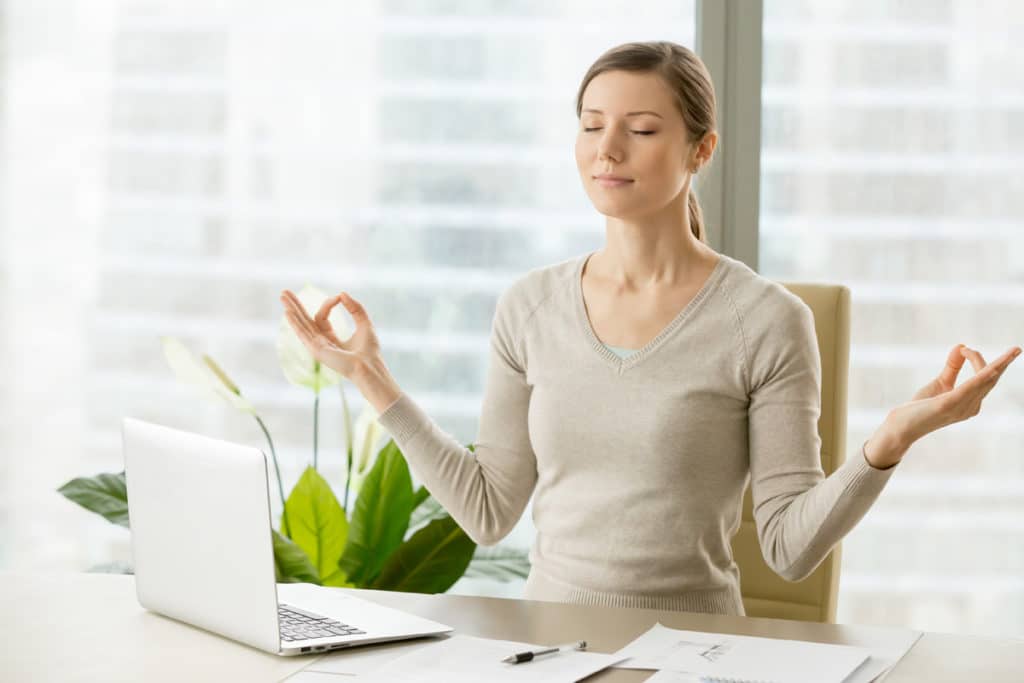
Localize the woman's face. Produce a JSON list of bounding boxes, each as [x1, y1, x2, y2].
[[575, 70, 695, 220]]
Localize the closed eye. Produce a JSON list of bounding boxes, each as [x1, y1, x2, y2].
[[582, 127, 655, 135]]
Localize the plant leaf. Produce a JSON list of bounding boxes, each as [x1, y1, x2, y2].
[[370, 515, 477, 593], [406, 493, 446, 539], [463, 545, 532, 582], [283, 466, 349, 579], [57, 471, 130, 528], [411, 485, 430, 509], [321, 568, 356, 588], [338, 439, 414, 586], [272, 530, 320, 584]]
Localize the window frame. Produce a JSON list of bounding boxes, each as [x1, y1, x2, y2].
[[696, 0, 763, 270]]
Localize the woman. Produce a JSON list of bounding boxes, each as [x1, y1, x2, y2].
[[280, 41, 1020, 615]]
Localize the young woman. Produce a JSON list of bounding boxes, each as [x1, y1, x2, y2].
[[281, 41, 1020, 615]]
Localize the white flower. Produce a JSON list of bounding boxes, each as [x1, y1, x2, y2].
[[348, 402, 385, 499], [354, 402, 384, 474], [277, 284, 352, 393], [161, 337, 255, 415]]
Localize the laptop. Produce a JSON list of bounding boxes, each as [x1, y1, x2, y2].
[[122, 417, 454, 656]]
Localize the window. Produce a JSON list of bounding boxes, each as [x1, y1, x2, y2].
[[0, 0, 695, 595], [760, 0, 1024, 637]]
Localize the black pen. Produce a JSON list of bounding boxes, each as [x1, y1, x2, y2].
[[501, 640, 588, 664]]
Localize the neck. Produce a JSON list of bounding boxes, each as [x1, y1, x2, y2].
[[595, 191, 714, 291]]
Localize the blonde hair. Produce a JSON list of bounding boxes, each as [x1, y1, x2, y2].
[[575, 41, 717, 243]]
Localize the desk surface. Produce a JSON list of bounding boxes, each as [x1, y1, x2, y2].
[[2, 572, 1022, 682]]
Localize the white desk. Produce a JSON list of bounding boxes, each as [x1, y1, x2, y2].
[[3, 572, 1022, 682]]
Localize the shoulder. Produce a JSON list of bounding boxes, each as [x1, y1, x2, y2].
[[715, 255, 818, 390], [489, 254, 581, 367], [716, 254, 815, 336], [495, 252, 580, 323]]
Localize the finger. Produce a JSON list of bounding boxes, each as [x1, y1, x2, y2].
[[282, 296, 315, 334], [978, 347, 1020, 377], [338, 292, 371, 326], [286, 310, 354, 374], [286, 300, 325, 343], [280, 291, 306, 321], [313, 294, 345, 333], [281, 290, 309, 316], [282, 292, 329, 342], [314, 295, 342, 327], [939, 344, 968, 387], [955, 347, 1019, 397], [314, 295, 348, 347], [283, 311, 312, 351], [285, 310, 319, 348], [992, 346, 1022, 373], [283, 309, 303, 336], [960, 346, 987, 374]]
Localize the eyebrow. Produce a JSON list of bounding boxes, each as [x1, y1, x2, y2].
[[582, 108, 663, 119]]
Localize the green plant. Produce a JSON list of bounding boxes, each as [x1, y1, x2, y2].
[[58, 284, 530, 592]]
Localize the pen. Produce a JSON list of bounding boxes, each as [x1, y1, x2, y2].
[[501, 640, 588, 664]]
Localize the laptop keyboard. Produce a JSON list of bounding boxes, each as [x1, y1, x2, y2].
[[278, 604, 367, 642]]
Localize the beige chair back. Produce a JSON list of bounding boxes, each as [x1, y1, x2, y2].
[[731, 283, 851, 622]]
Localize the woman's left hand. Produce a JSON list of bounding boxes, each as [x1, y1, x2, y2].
[[866, 343, 1021, 468]]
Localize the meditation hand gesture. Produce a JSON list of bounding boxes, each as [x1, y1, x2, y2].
[[866, 343, 1021, 468], [279, 289, 403, 413]]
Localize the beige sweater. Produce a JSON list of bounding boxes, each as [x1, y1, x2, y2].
[[376, 250, 898, 615]]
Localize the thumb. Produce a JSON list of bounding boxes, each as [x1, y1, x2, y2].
[[339, 292, 372, 325]]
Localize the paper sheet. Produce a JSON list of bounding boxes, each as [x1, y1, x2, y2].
[[829, 627, 923, 683], [335, 633, 625, 682], [640, 628, 923, 683], [636, 672, 705, 683], [612, 622, 874, 683], [284, 619, 920, 683]]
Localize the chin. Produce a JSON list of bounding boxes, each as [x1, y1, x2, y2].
[[590, 198, 641, 220]]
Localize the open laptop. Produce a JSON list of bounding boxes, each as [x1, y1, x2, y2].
[[122, 417, 454, 656]]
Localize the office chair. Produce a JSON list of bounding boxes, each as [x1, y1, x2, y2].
[[730, 283, 851, 623]]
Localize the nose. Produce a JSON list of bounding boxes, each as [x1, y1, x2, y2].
[[596, 128, 623, 163]]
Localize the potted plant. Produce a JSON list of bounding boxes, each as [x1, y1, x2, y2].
[[58, 285, 529, 593]]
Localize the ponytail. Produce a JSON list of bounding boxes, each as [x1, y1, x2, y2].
[[687, 187, 705, 243]]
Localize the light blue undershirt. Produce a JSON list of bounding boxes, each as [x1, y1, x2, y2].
[[603, 343, 639, 359]]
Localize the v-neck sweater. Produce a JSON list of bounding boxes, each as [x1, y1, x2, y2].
[[376, 250, 899, 615]]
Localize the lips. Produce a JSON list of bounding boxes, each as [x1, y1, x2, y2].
[[594, 175, 634, 188]]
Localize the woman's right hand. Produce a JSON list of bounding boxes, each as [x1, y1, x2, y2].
[[280, 289, 383, 382]]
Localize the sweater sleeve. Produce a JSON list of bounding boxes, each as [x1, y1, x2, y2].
[[747, 295, 898, 582], [373, 285, 538, 546]]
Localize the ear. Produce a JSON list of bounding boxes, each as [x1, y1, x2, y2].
[[683, 132, 719, 170], [696, 131, 718, 166]]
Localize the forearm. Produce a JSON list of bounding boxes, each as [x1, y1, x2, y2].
[[352, 355, 404, 414], [369, 374, 539, 547], [756, 444, 901, 582], [349, 298, 539, 546], [862, 415, 914, 470], [761, 419, 909, 580]]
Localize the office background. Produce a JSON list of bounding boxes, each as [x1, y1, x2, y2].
[[1, 0, 1022, 638]]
